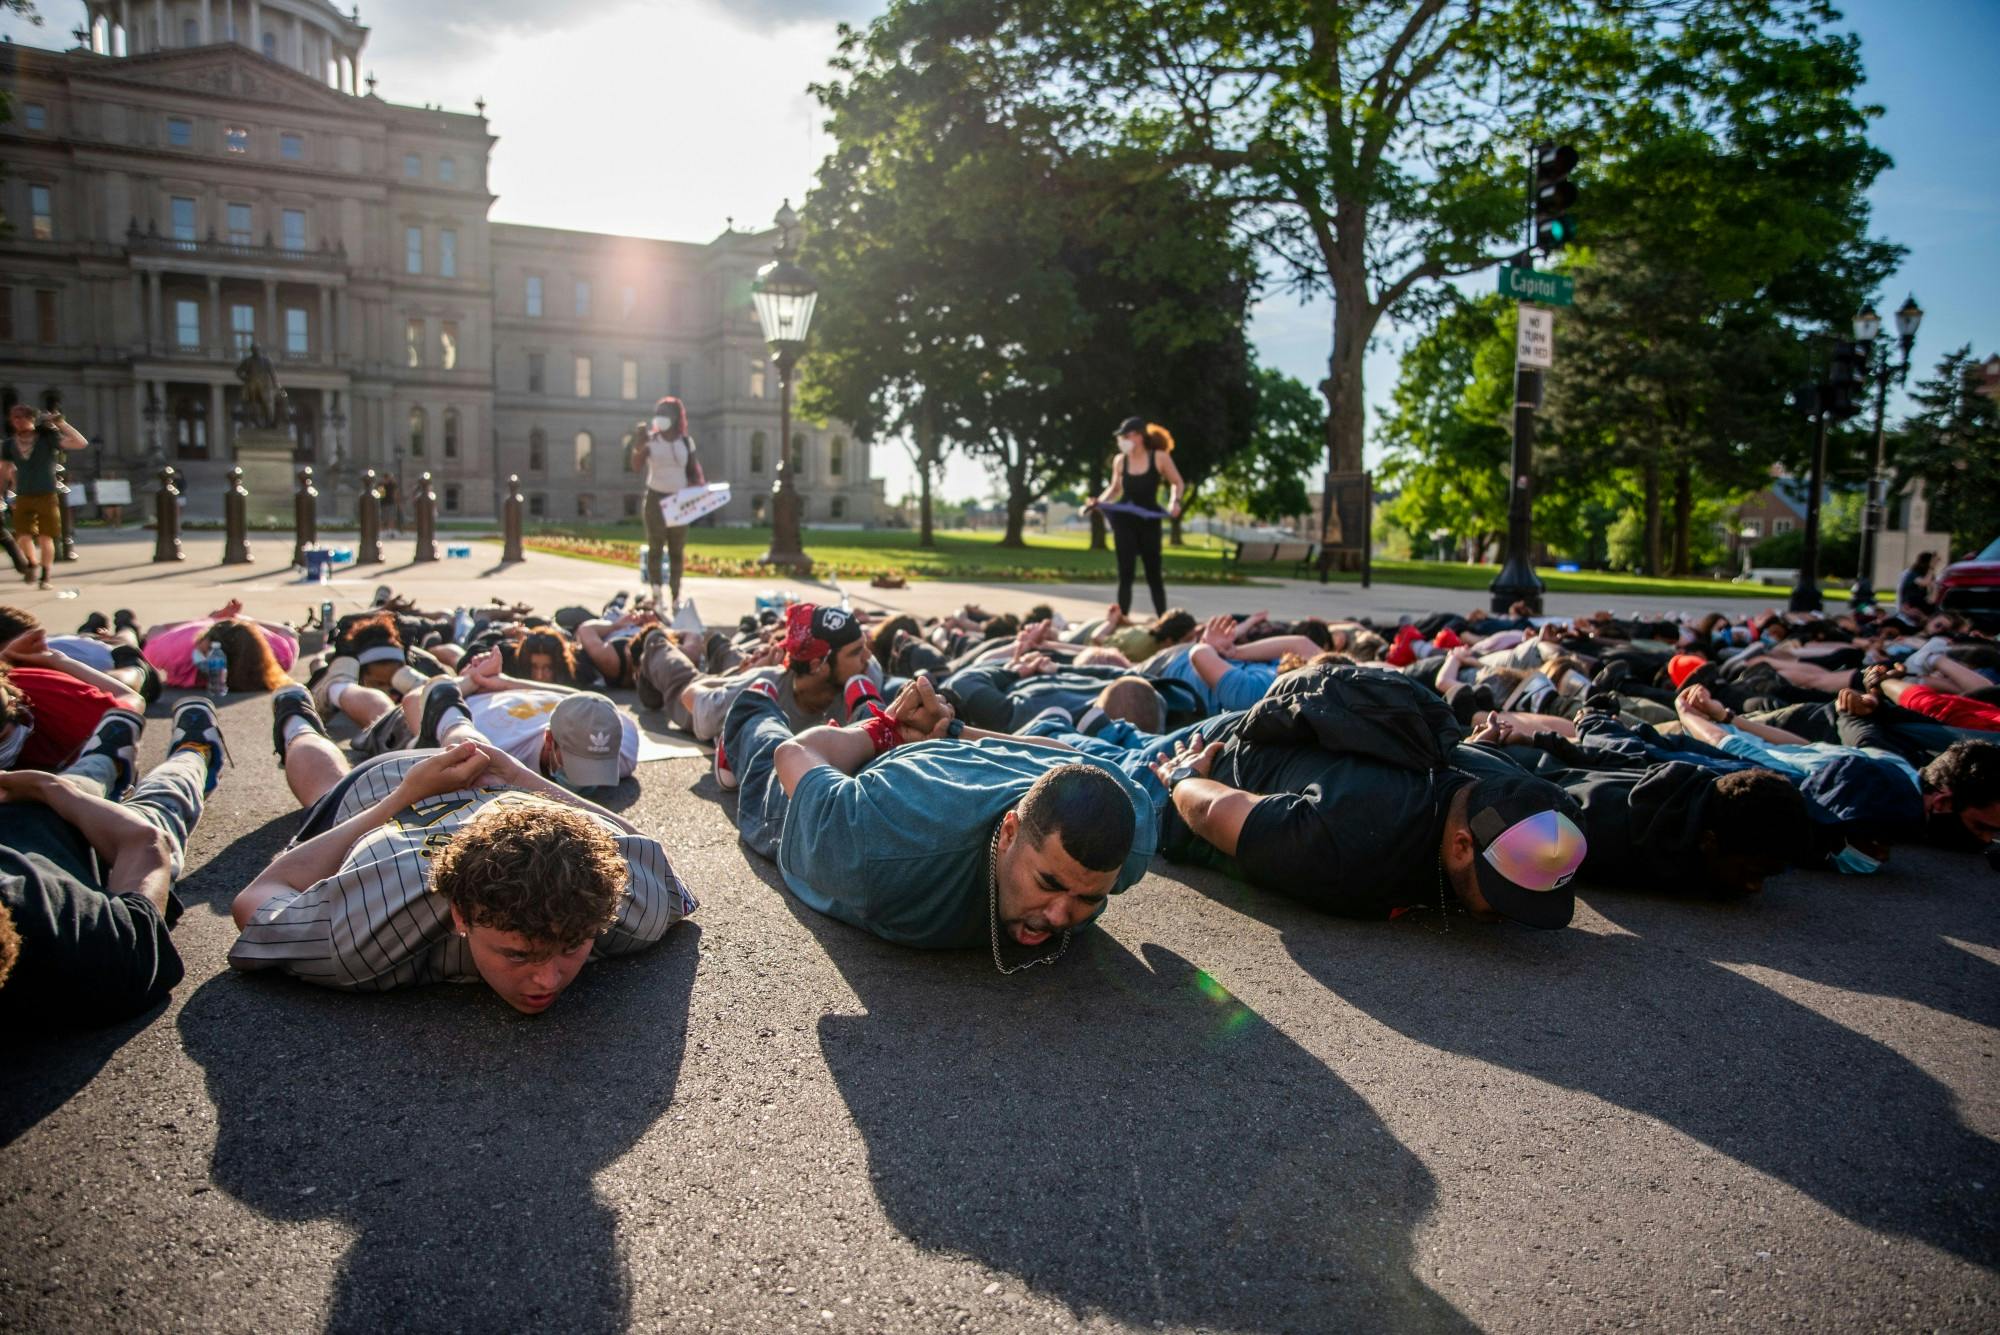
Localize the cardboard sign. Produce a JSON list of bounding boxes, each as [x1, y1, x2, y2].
[[659, 482, 731, 527]]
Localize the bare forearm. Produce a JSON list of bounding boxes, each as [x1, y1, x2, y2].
[[1226, 635, 1322, 663], [962, 726, 1072, 751], [776, 725, 878, 795], [1168, 778, 1254, 856], [31, 651, 142, 711], [1732, 714, 1808, 745], [1676, 710, 1731, 747]]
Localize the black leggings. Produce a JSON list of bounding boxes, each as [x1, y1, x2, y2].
[[1109, 511, 1167, 617]]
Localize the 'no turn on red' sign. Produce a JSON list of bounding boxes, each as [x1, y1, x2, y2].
[[1517, 305, 1554, 370]]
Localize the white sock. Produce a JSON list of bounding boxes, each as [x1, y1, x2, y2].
[[649, 583, 664, 608], [280, 715, 315, 747], [438, 705, 473, 736], [325, 680, 351, 708]]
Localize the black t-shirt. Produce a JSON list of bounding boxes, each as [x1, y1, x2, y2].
[[0, 806, 183, 1027]]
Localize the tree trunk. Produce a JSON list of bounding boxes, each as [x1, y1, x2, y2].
[[915, 398, 938, 548], [1670, 460, 1693, 576], [1642, 452, 1663, 577], [1000, 447, 1030, 548], [1088, 453, 1106, 550], [1324, 284, 1369, 476]]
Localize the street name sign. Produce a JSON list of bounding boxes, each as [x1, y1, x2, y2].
[[1517, 305, 1554, 369], [1499, 265, 1575, 307]]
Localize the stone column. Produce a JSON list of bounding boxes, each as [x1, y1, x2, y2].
[[317, 285, 332, 363], [247, 0, 259, 52], [206, 275, 221, 354], [146, 269, 162, 354], [200, 0, 210, 43], [336, 288, 351, 361], [209, 381, 227, 459], [262, 277, 277, 348], [153, 0, 164, 51]]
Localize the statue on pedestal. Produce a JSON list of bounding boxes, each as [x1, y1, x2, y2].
[[233, 342, 290, 430]]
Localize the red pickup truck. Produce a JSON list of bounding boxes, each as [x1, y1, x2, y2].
[[1938, 536, 2000, 629]]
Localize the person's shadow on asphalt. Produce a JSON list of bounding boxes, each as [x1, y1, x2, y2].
[[752, 868, 1474, 1332], [1172, 856, 2000, 1270], [175, 922, 701, 1334]]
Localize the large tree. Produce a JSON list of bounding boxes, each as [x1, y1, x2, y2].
[[1205, 366, 1326, 526], [800, 6, 1256, 546], [1893, 347, 2000, 554]]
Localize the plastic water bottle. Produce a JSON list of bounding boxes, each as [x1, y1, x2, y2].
[[205, 643, 229, 700], [447, 544, 472, 558], [320, 601, 334, 632]]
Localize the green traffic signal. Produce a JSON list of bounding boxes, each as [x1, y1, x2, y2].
[[1532, 141, 1579, 254]]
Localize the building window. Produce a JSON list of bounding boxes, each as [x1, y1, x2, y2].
[[230, 303, 255, 354], [574, 279, 591, 318], [621, 285, 637, 319], [528, 429, 546, 472], [439, 157, 456, 184], [749, 430, 765, 474], [173, 395, 208, 460], [443, 408, 460, 459], [405, 226, 423, 275], [227, 202, 252, 244], [830, 435, 845, 477], [528, 493, 546, 519], [182, 17, 197, 44], [1740, 518, 1763, 539], [225, 125, 249, 153], [622, 492, 640, 518], [280, 132, 303, 160], [282, 208, 306, 251], [525, 274, 543, 317], [0, 287, 12, 341], [1773, 517, 1796, 535], [789, 432, 805, 475], [167, 117, 192, 147], [35, 290, 57, 343], [748, 356, 766, 400], [573, 355, 591, 398], [406, 318, 424, 368], [575, 431, 592, 476], [285, 307, 308, 355], [621, 358, 638, 400], [408, 406, 426, 456], [403, 153, 421, 179], [23, 104, 46, 131], [170, 195, 197, 242], [526, 352, 545, 394], [29, 186, 52, 241], [439, 229, 457, 278], [174, 299, 201, 349], [831, 496, 847, 521], [668, 360, 683, 395], [440, 321, 459, 371], [260, 32, 277, 59], [751, 494, 767, 523], [577, 494, 594, 518], [443, 484, 460, 513]]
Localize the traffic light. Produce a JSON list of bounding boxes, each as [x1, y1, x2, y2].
[[1826, 340, 1869, 420], [1533, 142, 1579, 253]]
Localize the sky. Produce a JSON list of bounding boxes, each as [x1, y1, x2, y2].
[[6, 0, 1995, 503]]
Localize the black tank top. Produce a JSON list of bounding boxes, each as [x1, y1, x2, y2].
[[1123, 449, 1161, 513]]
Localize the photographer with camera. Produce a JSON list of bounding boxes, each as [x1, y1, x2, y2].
[[3, 402, 88, 590]]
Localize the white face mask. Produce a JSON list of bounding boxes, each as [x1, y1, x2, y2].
[[651, 415, 675, 434], [1118, 433, 1142, 454], [0, 718, 31, 768]]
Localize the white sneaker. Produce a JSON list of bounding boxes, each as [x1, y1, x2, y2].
[[1905, 635, 1953, 677]]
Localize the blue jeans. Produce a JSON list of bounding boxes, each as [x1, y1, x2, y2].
[[722, 687, 796, 859]]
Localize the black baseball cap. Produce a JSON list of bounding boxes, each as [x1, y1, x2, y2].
[[1115, 415, 1146, 436], [1464, 774, 1586, 929]]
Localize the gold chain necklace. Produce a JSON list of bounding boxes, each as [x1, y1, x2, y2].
[[987, 824, 1071, 975]]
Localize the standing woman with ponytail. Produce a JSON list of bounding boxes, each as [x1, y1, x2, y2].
[[1084, 416, 1184, 618], [627, 396, 704, 612]]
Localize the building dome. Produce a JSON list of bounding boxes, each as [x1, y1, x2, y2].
[[83, 0, 370, 94]]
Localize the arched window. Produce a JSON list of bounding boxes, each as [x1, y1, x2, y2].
[[575, 430, 592, 475], [749, 430, 766, 474], [528, 428, 546, 472], [789, 432, 805, 476], [408, 406, 426, 457], [830, 496, 847, 520], [442, 408, 460, 459], [830, 435, 845, 477]]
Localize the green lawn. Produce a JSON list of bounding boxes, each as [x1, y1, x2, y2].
[[519, 523, 1836, 600]]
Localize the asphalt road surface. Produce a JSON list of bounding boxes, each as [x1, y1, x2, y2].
[[3, 576, 1998, 1331]]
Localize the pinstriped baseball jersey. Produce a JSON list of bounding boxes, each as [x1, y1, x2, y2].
[[228, 753, 694, 990]]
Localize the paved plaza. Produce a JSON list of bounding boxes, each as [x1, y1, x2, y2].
[[2, 534, 1996, 1332]]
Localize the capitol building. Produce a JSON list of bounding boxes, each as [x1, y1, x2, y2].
[[0, 0, 882, 524]]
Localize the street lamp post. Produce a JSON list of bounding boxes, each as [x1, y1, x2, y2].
[[1849, 294, 1923, 609], [751, 200, 818, 574]]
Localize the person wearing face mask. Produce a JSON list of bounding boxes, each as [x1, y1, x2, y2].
[[626, 396, 705, 613], [1083, 417, 1185, 618]]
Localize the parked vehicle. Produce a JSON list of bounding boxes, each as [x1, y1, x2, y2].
[[1937, 536, 2000, 628]]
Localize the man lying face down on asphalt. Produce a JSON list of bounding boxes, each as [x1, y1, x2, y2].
[[227, 687, 694, 1013], [1045, 664, 1589, 928], [722, 674, 1155, 969]]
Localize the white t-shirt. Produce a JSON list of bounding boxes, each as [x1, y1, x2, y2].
[[468, 688, 640, 780], [641, 433, 694, 496]]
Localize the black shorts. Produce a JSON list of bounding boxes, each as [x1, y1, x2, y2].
[[290, 750, 437, 844]]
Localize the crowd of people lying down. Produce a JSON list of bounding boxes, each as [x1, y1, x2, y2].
[[3, 586, 1996, 1023]]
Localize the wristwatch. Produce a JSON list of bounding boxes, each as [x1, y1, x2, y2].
[[944, 718, 965, 739], [1165, 761, 1200, 792]]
